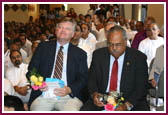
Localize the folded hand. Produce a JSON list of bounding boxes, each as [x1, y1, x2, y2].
[[54, 86, 71, 97]]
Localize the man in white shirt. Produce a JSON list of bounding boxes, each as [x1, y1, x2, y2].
[[138, 23, 164, 67], [96, 22, 131, 50], [78, 23, 97, 68], [4, 43, 27, 77], [5, 50, 31, 103], [19, 33, 32, 57]]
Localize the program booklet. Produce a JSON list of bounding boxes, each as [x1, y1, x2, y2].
[[42, 78, 64, 100]]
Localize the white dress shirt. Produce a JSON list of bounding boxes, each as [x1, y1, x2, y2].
[[78, 32, 97, 68], [51, 42, 69, 86], [138, 36, 164, 67], [5, 63, 30, 103], [22, 39, 32, 57], [6, 63, 29, 87], [4, 49, 27, 77], [4, 78, 15, 95], [106, 52, 125, 93]]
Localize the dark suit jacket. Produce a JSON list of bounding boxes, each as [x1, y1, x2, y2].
[[26, 40, 88, 107], [88, 47, 149, 110]]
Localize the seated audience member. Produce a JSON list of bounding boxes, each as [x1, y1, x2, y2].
[[126, 20, 137, 43], [70, 24, 82, 46], [4, 40, 10, 77], [4, 95, 25, 111], [5, 43, 27, 76], [131, 21, 146, 49], [80, 26, 149, 111], [26, 17, 88, 111], [149, 45, 164, 87], [138, 23, 164, 67], [67, 8, 77, 19], [19, 33, 32, 57], [40, 33, 49, 42], [78, 22, 97, 68], [5, 50, 31, 103], [96, 21, 131, 50], [144, 16, 156, 30], [96, 21, 117, 49], [13, 38, 28, 60], [24, 40, 40, 64]]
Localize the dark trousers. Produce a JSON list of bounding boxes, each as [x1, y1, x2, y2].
[[80, 99, 104, 111]]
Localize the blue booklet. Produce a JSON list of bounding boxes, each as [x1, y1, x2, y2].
[[154, 72, 160, 84], [42, 78, 64, 100]]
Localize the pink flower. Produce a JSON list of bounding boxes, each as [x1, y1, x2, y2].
[[42, 82, 46, 87], [32, 85, 39, 90], [39, 82, 46, 89], [104, 104, 115, 111]]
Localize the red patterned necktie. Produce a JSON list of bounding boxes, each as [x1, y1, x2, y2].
[[109, 59, 118, 91], [53, 46, 64, 79]]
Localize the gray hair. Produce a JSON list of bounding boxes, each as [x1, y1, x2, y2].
[[107, 25, 128, 40], [104, 21, 117, 32], [56, 17, 77, 32]]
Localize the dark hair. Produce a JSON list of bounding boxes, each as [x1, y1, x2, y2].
[[85, 14, 91, 19], [137, 21, 144, 26], [4, 95, 25, 111], [19, 33, 26, 39], [9, 50, 22, 59], [107, 25, 127, 40], [13, 38, 22, 44], [81, 22, 91, 31]]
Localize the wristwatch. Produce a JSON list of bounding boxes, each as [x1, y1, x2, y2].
[[125, 102, 134, 111], [27, 85, 31, 90]]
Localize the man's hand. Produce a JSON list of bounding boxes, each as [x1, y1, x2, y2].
[[151, 79, 157, 87], [54, 86, 71, 97], [115, 101, 133, 111], [39, 85, 48, 92], [115, 104, 127, 111], [92, 92, 104, 107], [14, 86, 28, 96]]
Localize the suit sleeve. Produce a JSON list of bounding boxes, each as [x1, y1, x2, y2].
[[68, 50, 88, 97], [126, 53, 149, 107], [88, 51, 99, 95], [26, 42, 43, 80]]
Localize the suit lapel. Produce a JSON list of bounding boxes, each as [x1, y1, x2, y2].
[[120, 47, 132, 91], [47, 40, 57, 77], [102, 48, 111, 92], [67, 43, 73, 82]]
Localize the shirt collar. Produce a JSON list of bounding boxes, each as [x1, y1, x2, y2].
[[56, 41, 69, 51]]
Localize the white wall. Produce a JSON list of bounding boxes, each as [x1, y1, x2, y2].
[[68, 4, 89, 16], [124, 4, 132, 20], [147, 4, 164, 27]]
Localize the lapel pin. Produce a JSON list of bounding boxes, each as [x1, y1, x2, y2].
[[126, 62, 130, 66]]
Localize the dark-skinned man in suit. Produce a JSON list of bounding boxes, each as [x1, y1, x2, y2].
[[81, 26, 149, 111]]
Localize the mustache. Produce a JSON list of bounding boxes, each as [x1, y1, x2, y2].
[[111, 50, 119, 53], [15, 60, 21, 65]]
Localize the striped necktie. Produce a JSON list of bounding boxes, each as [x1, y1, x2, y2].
[[53, 46, 64, 79]]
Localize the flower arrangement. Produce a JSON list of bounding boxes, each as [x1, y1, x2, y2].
[[30, 68, 46, 90], [99, 91, 125, 111]]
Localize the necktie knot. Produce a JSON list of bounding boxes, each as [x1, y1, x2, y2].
[[60, 46, 64, 50]]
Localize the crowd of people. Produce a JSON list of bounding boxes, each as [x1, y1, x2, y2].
[[4, 4, 164, 111]]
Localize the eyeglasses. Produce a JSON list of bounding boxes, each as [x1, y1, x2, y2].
[[11, 55, 21, 60], [108, 43, 122, 47]]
